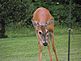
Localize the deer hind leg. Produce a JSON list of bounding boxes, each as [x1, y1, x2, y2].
[[51, 33, 58, 61], [47, 42, 52, 61]]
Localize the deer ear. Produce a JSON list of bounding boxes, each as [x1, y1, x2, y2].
[[31, 20, 39, 27], [47, 19, 54, 25]]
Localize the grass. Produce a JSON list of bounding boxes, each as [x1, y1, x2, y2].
[[0, 26, 81, 61]]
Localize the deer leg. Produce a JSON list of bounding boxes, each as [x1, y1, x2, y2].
[[37, 33, 43, 61], [38, 43, 42, 61], [51, 33, 58, 61], [47, 42, 52, 61]]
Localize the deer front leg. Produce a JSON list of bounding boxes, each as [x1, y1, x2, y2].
[[38, 42, 42, 61], [51, 33, 58, 61], [37, 33, 43, 61], [47, 42, 52, 61]]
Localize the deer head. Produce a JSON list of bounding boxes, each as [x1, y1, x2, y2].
[[32, 19, 54, 46]]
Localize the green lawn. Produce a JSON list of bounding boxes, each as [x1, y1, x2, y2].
[[0, 27, 81, 61]]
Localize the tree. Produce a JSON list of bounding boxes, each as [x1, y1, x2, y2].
[[0, 17, 7, 38], [32, 0, 35, 2], [0, 0, 30, 25]]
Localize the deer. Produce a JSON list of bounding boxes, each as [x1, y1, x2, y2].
[[31, 7, 58, 61]]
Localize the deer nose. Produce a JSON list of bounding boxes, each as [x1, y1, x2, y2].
[[43, 42, 48, 46]]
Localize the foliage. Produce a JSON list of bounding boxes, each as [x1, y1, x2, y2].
[[0, 0, 81, 27], [0, 0, 31, 26]]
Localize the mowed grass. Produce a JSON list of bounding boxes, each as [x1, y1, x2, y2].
[[0, 26, 81, 61]]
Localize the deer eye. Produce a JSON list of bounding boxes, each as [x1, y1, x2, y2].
[[39, 32, 42, 35]]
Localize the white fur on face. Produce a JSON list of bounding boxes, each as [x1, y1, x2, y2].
[[38, 29, 49, 45]]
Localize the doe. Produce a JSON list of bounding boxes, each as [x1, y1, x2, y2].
[[32, 7, 58, 61]]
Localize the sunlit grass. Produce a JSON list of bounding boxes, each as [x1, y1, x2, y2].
[[0, 26, 81, 61]]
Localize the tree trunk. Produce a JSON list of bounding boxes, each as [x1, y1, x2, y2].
[[0, 17, 7, 38], [32, 0, 35, 2]]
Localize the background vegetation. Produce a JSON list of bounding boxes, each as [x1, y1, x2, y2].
[[0, 0, 81, 37], [0, 0, 81, 28]]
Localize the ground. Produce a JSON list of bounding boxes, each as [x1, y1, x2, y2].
[[0, 26, 81, 61]]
